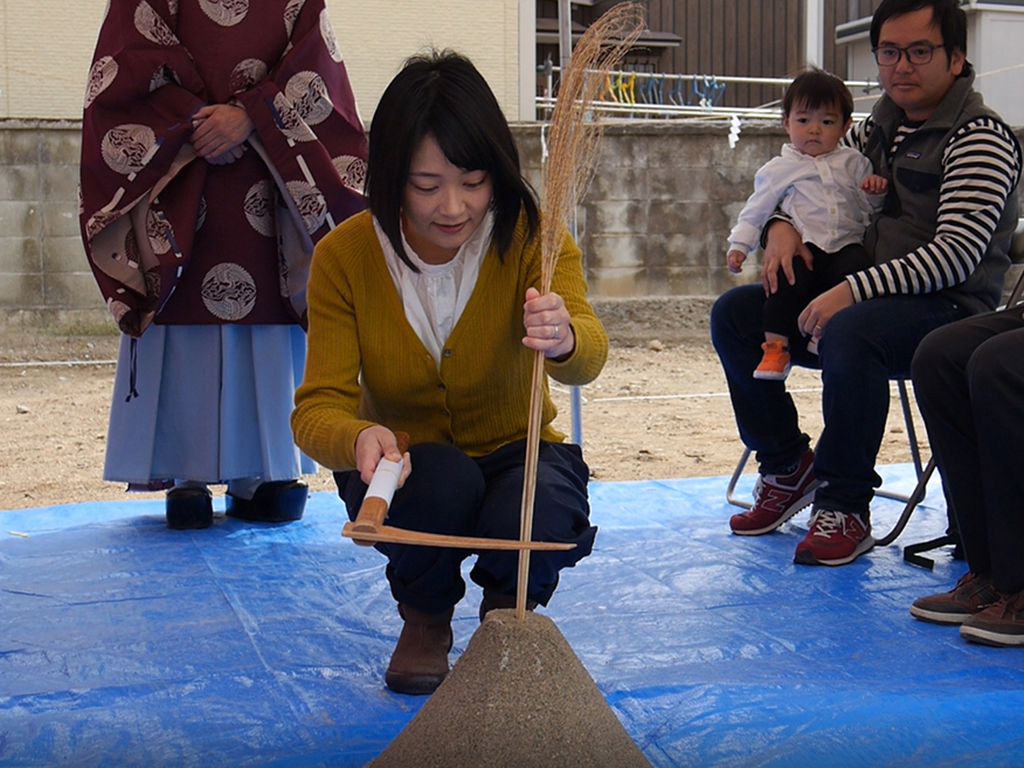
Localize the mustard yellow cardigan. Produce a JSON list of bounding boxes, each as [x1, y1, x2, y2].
[[291, 209, 608, 471]]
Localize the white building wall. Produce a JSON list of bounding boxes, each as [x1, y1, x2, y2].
[[0, 1, 105, 120], [0, 0, 524, 123], [964, 8, 1024, 127], [335, 0, 522, 125]]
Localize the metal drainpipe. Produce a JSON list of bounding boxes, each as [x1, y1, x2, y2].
[[556, 0, 584, 446]]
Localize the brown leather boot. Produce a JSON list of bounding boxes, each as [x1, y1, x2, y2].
[[478, 589, 538, 622], [384, 604, 454, 695]]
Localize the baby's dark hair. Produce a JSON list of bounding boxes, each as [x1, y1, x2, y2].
[[782, 68, 854, 123]]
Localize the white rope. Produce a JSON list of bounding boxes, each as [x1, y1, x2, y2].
[[0, 359, 116, 368], [590, 387, 823, 403], [550, 379, 909, 404], [975, 60, 1024, 78]]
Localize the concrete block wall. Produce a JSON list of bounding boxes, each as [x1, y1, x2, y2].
[[513, 120, 788, 299], [1, 119, 1021, 338], [552, 121, 785, 298], [0, 121, 104, 329], [3, 119, 786, 328]]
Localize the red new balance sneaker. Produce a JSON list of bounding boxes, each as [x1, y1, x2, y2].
[[729, 449, 820, 535], [793, 508, 874, 566]]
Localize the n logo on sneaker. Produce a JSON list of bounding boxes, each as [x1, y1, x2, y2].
[[760, 488, 795, 513]]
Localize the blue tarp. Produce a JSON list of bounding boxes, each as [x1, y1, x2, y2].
[[2, 466, 1022, 767]]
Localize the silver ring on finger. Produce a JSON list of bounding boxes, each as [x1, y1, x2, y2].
[[553, 325, 559, 340]]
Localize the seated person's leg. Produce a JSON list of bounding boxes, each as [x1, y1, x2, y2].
[[796, 293, 970, 566], [912, 313, 1014, 558], [762, 249, 817, 351], [909, 313, 1014, 624], [713, 284, 817, 535], [711, 283, 811, 470], [959, 324, 1024, 646], [814, 294, 970, 518], [755, 257, 815, 380], [964, 322, 1024, 592]]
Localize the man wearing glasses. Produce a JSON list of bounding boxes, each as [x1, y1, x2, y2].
[[712, 0, 1021, 566]]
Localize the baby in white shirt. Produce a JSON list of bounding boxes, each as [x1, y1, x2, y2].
[[727, 68, 887, 380]]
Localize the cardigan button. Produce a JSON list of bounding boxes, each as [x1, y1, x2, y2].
[[443, 349, 452, 357]]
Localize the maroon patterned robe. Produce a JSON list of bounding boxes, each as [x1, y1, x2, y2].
[[80, 0, 367, 337]]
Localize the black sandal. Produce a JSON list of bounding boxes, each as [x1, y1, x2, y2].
[[225, 480, 308, 523], [165, 486, 213, 530]]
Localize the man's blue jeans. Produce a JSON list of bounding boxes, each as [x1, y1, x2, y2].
[[710, 283, 969, 519]]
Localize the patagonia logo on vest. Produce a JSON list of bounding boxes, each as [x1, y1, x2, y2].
[[906, 151, 922, 159]]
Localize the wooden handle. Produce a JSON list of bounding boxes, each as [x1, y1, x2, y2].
[[342, 522, 576, 551], [349, 431, 411, 545], [350, 497, 388, 535]]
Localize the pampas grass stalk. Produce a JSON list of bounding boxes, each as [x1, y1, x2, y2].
[[516, 2, 645, 619]]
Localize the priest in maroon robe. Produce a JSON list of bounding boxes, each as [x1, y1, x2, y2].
[[80, 0, 367, 528]]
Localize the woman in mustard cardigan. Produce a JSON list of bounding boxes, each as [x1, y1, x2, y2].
[[291, 51, 608, 695]]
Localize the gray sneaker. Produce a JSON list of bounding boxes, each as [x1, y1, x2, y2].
[[910, 572, 999, 625]]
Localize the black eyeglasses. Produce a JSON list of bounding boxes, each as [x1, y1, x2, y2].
[[872, 43, 944, 67]]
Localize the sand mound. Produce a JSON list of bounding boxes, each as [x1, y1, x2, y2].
[[369, 610, 650, 767]]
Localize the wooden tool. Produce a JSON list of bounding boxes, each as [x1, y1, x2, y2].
[[341, 432, 575, 552]]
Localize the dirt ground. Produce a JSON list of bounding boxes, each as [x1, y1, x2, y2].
[[0, 324, 926, 511]]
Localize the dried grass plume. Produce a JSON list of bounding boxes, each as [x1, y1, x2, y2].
[[517, 2, 646, 617], [539, 1, 646, 291]]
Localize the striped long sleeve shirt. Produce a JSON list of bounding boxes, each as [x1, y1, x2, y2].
[[842, 116, 1021, 302]]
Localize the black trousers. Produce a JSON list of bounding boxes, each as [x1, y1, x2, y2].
[[763, 242, 874, 342], [911, 305, 1024, 593], [335, 440, 597, 615]]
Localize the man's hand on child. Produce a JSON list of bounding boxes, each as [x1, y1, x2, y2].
[[727, 249, 746, 273], [861, 174, 888, 195], [762, 220, 814, 296]]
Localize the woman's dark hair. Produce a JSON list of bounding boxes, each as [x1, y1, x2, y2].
[[783, 68, 855, 122], [365, 50, 539, 270], [869, 0, 968, 70]]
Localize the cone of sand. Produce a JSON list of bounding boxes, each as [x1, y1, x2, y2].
[[368, 610, 650, 767]]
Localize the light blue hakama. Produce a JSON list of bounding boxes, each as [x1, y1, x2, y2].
[[104, 324, 315, 486]]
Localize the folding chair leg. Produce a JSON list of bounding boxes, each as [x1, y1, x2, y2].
[[874, 457, 936, 547], [726, 447, 753, 510], [897, 379, 924, 477], [875, 379, 926, 504]]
